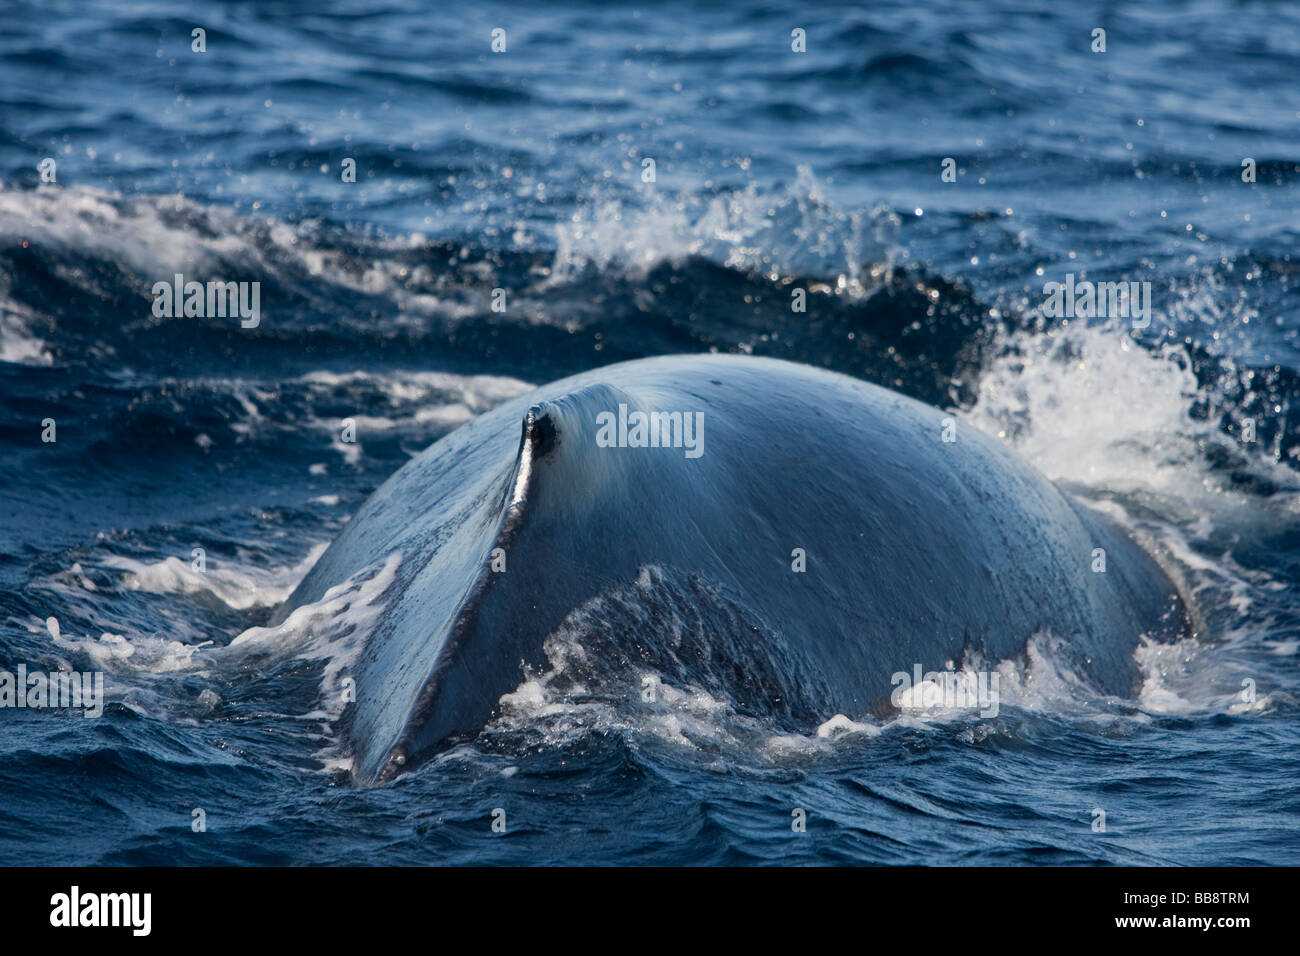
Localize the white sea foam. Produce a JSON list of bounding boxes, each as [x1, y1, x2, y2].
[[550, 165, 897, 293], [483, 598, 1276, 770], [0, 186, 476, 322], [227, 551, 402, 727], [100, 543, 327, 611], [0, 299, 52, 366], [297, 368, 531, 412], [967, 318, 1297, 512], [27, 542, 399, 755]]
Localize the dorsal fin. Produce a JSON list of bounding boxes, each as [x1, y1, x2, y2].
[[521, 401, 561, 459]]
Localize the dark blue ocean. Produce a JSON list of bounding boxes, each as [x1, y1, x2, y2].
[[1, 0, 1298, 865]]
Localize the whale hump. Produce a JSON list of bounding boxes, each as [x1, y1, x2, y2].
[[272, 355, 1192, 782]]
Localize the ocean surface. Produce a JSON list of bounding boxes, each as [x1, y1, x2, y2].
[[1, 0, 1298, 865]]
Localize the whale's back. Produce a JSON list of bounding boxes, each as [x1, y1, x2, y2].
[[273, 355, 1190, 781]]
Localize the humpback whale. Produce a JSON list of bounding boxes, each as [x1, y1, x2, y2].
[[271, 354, 1190, 782]]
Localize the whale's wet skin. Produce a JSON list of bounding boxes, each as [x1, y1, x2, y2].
[[272, 355, 1192, 782], [2, 0, 1299, 864]]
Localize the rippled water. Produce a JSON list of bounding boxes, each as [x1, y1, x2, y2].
[[1, 0, 1298, 865]]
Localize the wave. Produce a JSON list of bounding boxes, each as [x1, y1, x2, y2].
[[2, 180, 1296, 784]]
